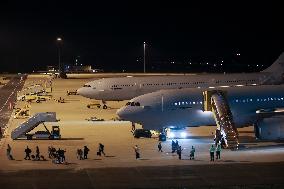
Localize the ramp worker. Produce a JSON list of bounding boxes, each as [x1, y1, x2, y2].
[[216, 143, 221, 160], [209, 145, 215, 161], [190, 146, 195, 160]]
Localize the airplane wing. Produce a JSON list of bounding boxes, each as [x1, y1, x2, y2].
[[256, 108, 284, 118]]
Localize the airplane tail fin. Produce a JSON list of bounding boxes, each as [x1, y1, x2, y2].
[[262, 52, 284, 73]]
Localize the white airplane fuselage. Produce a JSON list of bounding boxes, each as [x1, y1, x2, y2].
[[117, 85, 284, 130], [77, 72, 281, 101], [77, 52, 284, 101]]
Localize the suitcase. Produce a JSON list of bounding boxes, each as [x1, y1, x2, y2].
[[97, 151, 101, 156]]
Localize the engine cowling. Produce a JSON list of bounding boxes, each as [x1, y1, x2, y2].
[[254, 116, 284, 140]]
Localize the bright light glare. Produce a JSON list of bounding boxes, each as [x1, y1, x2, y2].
[[57, 37, 62, 41], [180, 132, 187, 138], [169, 133, 175, 138]]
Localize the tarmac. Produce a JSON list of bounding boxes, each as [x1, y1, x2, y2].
[[0, 74, 284, 188]]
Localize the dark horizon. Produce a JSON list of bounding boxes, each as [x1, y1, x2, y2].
[[1, 3, 283, 73]]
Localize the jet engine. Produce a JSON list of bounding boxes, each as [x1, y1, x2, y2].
[[254, 116, 284, 140]]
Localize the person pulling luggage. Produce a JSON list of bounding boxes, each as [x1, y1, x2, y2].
[[133, 145, 140, 159], [97, 143, 106, 156]]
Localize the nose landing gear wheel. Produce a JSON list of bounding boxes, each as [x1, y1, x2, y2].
[[103, 105, 107, 109], [159, 134, 166, 141]]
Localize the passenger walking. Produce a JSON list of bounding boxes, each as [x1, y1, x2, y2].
[[216, 143, 221, 160], [24, 146, 32, 160], [35, 146, 40, 160], [7, 144, 14, 160], [209, 145, 215, 161], [158, 142, 163, 152], [177, 145, 183, 160], [83, 146, 90, 159], [171, 140, 176, 153], [190, 146, 195, 160], [133, 145, 140, 159], [48, 146, 52, 158], [77, 149, 83, 160], [98, 143, 106, 156], [131, 122, 135, 132], [50, 146, 57, 158], [59, 149, 66, 163]]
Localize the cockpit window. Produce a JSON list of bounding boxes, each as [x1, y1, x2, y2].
[[126, 101, 141, 106], [83, 84, 91, 87]]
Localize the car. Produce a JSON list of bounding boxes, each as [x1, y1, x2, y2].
[[86, 117, 104, 121], [133, 129, 152, 138], [165, 127, 188, 139]]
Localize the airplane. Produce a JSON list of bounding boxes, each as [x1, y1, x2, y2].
[[116, 85, 284, 146], [77, 52, 284, 109]]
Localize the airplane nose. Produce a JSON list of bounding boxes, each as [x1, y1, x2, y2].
[[116, 106, 147, 122], [77, 87, 91, 98], [77, 88, 84, 96], [116, 107, 127, 119]]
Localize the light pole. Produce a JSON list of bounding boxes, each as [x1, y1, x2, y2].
[[143, 42, 146, 73], [56, 37, 62, 74]]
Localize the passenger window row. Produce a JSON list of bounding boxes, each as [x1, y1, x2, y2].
[[109, 79, 257, 88], [174, 101, 203, 106], [234, 97, 284, 103]]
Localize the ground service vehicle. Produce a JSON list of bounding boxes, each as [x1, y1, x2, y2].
[[133, 129, 152, 138]]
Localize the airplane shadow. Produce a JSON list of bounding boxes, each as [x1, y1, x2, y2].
[[59, 138, 84, 140], [238, 143, 284, 151], [104, 155, 116, 158], [138, 158, 150, 160], [180, 159, 203, 161], [13, 138, 84, 141]]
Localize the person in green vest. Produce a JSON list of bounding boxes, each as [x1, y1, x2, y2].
[[190, 146, 195, 160], [216, 143, 221, 160], [209, 145, 215, 161]]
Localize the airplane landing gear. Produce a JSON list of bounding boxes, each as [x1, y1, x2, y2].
[[159, 128, 166, 141], [159, 133, 166, 141], [102, 100, 108, 109]]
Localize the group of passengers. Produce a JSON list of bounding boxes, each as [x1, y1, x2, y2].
[[6, 141, 221, 162], [170, 140, 196, 160], [23, 145, 45, 161], [47, 146, 66, 164]]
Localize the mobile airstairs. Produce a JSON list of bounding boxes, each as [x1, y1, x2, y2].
[[203, 91, 239, 150], [11, 112, 58, 140]]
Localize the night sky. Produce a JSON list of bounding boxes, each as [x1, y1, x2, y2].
[[0, 2, 283, 73]]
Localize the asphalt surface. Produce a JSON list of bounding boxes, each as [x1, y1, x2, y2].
[[0, 75, 26, 129], [0, 162, 284, 189]]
